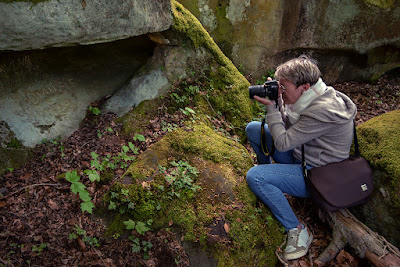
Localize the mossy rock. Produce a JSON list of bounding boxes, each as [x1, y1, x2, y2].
[[0, 147, 33, 176], [350, 109, 400, 247], [101, 122, 284, 266], [116, 1, 257, 142], [171, 0, 255, 137]]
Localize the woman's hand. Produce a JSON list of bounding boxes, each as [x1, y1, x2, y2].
[[253, 95, 275, 106]]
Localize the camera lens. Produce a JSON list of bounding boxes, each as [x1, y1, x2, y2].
[[248, 85, 266, 99]]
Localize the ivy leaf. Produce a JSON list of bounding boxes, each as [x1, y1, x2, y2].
[[81, 201, 95, 214], [79, 190, 92, 202], [133, 134, 146, 142], [65, 170, 80, 183], [84, 169, 100, 182], [128, 142, 139, 154], [135, 221, 150, 235], [71, 182, 86, 195], [131, 238, 141, 253], [122, 145, 129, 153], [91, 152, 99, 160], [124, 219, 136, 230]]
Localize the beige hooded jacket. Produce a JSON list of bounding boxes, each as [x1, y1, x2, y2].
[[266, 86, 357, 167]]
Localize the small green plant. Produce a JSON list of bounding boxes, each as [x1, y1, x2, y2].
[[31, 243, 47, 255], [171, 92, 188, 104], [180, 107, 196, 116], [88, 106, 101, 115], [129, 236, 153, 259], [69, 225, 100, 247], [65, 170, 95, 214], [124, 219, 153, 259], [125, 220, 153, 259], [90, 145, 136, 172], [96, 127, 114, 138], [160, 121, 178, 132], [50, 136, 66, 157], [124, 219, 152, 235], [266, 69, 275, 78], [133, 134, 146, 142], [159, 160, 201, 199], [83, 169, 100, 182]]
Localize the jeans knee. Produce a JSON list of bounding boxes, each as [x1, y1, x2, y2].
[[245, 121, 261, 137], [246, 167, 256, 187], [246, 166, 266, 190]]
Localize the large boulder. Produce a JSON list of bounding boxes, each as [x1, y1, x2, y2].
[[103, 120, 284, 266], [0, 36, 156, 148], [0, 0, 172, 51], [177, 0, 400, 83], [0, 0, 172, 149], [350, 110, 400, 247]]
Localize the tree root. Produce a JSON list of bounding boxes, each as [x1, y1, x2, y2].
[[317, 208, 400, 266]]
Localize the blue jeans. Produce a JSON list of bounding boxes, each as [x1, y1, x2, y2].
[[245, 121, 311, 230]]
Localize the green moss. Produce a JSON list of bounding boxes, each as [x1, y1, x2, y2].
[[7, 138, 23, 148], [0, 147, 33, 176], [213, 0, 234, 56], [100, 169, 114, 184], [171, 0, 253, 137], [362, 0, 395, 9], [357, 110, 400, 206], [102, 121, 283, 265], [167, 122, 253, 173], [116, 99, 162, 137]]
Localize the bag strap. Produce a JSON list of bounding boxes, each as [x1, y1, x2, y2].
[[302, 120, 358, 178], [261, 118, 275, 156], [353, 121, 360, 157]]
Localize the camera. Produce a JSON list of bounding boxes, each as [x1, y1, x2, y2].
[[248, 80, 279, 100]]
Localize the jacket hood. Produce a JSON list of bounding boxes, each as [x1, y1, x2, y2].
[[302, 87, 357, 123]]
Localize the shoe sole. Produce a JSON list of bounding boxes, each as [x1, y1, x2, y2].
[[283, 232, 313, 261]]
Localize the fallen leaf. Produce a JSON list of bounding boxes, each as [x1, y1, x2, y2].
[[77, 238, 86, 251], [47, 199, 59, 210], [0, 201, 7, 208], [223, 222, 230, 234]]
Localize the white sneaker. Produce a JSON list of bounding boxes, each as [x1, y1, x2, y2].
[[283, 226, 313, 260]]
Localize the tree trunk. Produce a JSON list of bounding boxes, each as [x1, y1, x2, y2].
[[316, 208, 400, 266]]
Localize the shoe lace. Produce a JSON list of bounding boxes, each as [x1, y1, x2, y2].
[[286, 229, 300, 248]]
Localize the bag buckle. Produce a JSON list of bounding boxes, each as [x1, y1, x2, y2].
[[361, 184, 368, 192]]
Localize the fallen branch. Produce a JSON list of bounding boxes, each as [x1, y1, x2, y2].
[[317, 208, 400, 266]]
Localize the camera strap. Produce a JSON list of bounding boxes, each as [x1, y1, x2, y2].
[[261, 118, 275, 157]]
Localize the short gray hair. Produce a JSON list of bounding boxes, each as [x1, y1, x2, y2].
[[274, 55, 321, 86]]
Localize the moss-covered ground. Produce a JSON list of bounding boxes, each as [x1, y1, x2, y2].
[[102, 120, 284, 266]]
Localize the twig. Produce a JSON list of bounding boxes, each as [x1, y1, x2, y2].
[[0, 183, 64, 200], [205, 97, 222, 119], [275, 240, 289, 267]]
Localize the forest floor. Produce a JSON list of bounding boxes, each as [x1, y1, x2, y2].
[[0, 70, 399, 267]]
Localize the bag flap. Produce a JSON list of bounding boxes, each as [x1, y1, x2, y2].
[[308, 157, 374, 207]]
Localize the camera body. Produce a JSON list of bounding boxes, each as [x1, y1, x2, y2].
[[248, 80, 279, 100]]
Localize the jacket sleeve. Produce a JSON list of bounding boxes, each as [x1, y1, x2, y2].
[[265, 105, 332, 152]]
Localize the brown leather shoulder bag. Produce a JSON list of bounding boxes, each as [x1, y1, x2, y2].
[[302, 121, 374, 212]]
